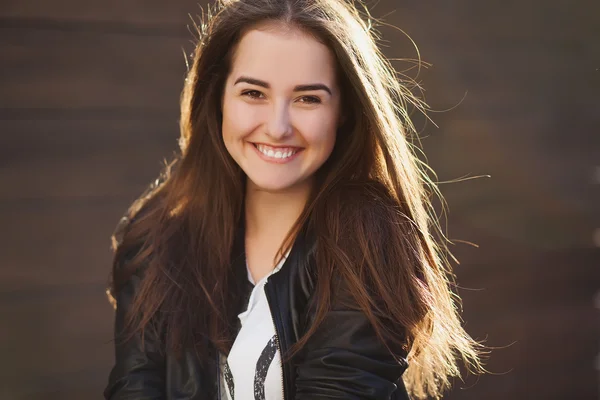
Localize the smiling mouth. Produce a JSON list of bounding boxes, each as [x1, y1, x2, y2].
[[252, 143, 302, 160]]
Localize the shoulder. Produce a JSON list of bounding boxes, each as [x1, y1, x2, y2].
[[109, 199, 159, 298], [112, 189, 170, 267]]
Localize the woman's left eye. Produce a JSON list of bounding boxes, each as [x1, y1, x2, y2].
[[298, 96, 321, 104]]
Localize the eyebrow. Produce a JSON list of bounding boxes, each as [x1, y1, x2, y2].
[[234, 76, 332, 95]]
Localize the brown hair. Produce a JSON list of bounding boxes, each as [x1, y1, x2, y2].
[[109, 0, 484, 398]]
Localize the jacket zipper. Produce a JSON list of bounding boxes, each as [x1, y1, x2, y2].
[[216, 351, 222, 400], [265, 280, 288, 400]]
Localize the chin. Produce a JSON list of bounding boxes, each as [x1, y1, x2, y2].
[[250, 180, 297, 192], [247, 175, 306, 193]]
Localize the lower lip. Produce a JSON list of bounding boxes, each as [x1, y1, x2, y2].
[[251, 143, 303, 164]]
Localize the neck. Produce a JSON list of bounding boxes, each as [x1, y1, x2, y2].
[[244, 179, 312, 245]]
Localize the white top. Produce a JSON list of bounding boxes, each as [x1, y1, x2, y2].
[[220, 255, 287, 400]]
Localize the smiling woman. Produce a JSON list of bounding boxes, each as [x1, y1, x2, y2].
[[222, 22, 340, 194], [104, 0, 484, 399]]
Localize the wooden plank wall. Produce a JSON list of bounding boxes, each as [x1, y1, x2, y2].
[[1, 1, 598, 399]]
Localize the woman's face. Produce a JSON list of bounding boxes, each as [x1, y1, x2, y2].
[[221, 22, 342, 193]]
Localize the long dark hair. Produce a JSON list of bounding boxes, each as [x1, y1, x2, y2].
[[108, 0, 483, 397]]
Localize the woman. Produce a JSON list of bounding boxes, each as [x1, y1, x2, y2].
[[104, 0, 483, 399]]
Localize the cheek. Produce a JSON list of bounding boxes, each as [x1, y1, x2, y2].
[[301, 114, 338, 151], [222, 97, 258, 141]]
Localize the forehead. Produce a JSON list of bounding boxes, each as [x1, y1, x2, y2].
[[229, 22, 338, 87]]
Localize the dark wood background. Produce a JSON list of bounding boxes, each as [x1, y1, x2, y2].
[[1, 1, 598, 399]]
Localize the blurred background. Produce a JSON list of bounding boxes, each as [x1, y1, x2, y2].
[[0, 0, 598, 399]]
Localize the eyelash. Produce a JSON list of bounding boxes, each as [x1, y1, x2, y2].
[[241, 90, 321, 104], [241, 90, 264, 99]]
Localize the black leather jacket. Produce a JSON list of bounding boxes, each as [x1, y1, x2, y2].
[[105, 225, 411, 399]]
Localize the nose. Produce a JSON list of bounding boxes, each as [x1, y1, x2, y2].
[[266, 102, 293, 140]]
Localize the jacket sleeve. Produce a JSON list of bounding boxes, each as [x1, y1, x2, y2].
[[104, 271, 167, 399], [294, 304, 410, 399]]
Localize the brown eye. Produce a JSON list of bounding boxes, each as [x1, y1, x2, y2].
[[299, 96, 321, 104], [242, 90, 264, 99]]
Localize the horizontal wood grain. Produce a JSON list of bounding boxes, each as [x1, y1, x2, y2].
[[0, 0, 206, 26], [0, 289, 113, 398], [0, 203, 130, 292], [0, 27, 191, 110], [383, 0, 598, 44], [0, 119, 177, 199]]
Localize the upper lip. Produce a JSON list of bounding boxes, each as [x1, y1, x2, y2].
[[252, 142, 304, 149]]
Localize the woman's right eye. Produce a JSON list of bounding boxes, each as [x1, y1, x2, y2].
[[241, 90, 264, 99]]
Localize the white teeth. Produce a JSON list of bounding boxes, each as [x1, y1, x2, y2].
[[255, 144, 298, 159]]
